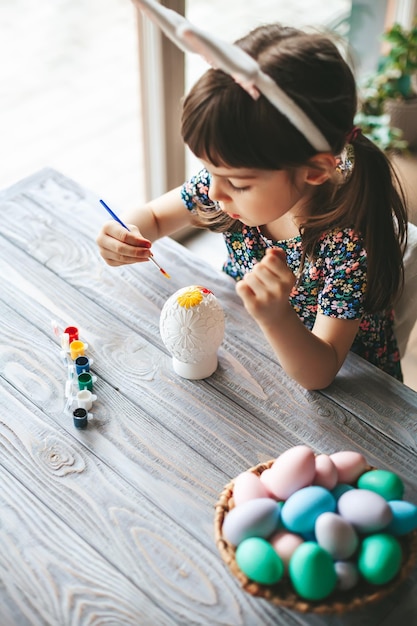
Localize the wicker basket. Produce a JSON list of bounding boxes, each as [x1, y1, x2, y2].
[[214, 459, 417, 614]]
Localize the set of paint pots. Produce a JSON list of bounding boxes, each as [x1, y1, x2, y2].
[[54, 323, 97, 429]]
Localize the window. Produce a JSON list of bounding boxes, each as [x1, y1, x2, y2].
[[0, 0, 143, 208]]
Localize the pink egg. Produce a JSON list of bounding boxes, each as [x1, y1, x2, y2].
[[270, 530, 304, 569], [256, 468, 278, 499], [313, 454, 338, 490], [233, 471, 270, 506], [260, 445, 316, 500], [330, 451, 367, 484]]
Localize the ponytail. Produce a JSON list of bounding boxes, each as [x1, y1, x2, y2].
[[337, 134, 407, 312], [302, 133, 407, 313]]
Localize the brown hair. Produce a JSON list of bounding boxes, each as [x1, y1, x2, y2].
[[181, 24, 408, 313]]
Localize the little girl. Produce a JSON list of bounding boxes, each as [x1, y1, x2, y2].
[[96, 21, 408, 390]]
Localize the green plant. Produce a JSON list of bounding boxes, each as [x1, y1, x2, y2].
[[354, 111, 409, 152], [357, 20, 417, 151], [381, 20, 417, 96]]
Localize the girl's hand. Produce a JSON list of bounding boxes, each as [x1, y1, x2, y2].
[[96, 220, 152, 267], [236, 247, 361, 390], [235, 248, 296, 327]]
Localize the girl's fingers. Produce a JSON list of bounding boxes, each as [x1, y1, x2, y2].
[[237, 276, 279, 313], [235, 247, 296, 321], [97, 222, 153, 266], [100, 245, 151, 264], [252, 248, 296, 287], [103, 253, 149, 266], [261, 247, 288, 274]]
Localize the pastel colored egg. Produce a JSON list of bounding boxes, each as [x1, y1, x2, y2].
[[222, 498, 281, 546], [257, 468, 278, 498], [315, 512, 359, 560], [289, 542, 337, 601], [259, 445, 316, 500], [386, 500, 417, 536], [270, 530, 304, 569], [331, 483, 355, 501], [301, 530, 316, 542], [236, 537, 284, 585], [335, 561, 360, 591], [313, 454, 338, 490], [358, 534, 402, 585], [338, 489, 393, 533], [281, 486, 336, 534], [357, 469, 404, 501], [233, 471, 270, 506], [329, 451, 367, 484]]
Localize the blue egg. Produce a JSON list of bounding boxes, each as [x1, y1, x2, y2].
[[386, 500, 417, 536], [281, 486, 336, 535]]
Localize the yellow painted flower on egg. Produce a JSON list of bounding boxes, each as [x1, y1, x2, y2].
[[177, 287, 203, 308]]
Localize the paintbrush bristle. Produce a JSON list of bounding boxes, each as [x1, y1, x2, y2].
[[149, 255, 171, 279]]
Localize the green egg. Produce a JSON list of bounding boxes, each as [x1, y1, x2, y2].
[[357, 469, 404, 501], [358, 533, 402, 585], [289, 542, 337, 601], [236, 537, 284, 585]]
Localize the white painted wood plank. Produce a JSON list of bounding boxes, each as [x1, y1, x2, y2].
[[1, 235, 415, 491], [0, 380, 283, 626], [0, 464, 177, 626]]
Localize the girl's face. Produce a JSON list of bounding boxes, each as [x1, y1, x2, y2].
[[200, 159, 311, 230]]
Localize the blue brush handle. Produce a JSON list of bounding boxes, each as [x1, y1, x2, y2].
[[99, 199, 131, 231]]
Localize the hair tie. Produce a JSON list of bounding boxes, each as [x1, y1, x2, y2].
[[346, 126, 361, 144]]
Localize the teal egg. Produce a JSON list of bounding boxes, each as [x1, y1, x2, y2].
[[331, 483, 354, 501], [236, 537, 284, 585], [358, 533, 402, 585], [289, 542, 337, 600], [386, 500, 417, 535], [357, 470, 404, 501], [281, 486, 336, 534]]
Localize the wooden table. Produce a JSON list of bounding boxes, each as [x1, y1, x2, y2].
[[0, 169, 416, 626]]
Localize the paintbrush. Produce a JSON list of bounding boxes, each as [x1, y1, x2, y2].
[[99, 199, 171, 279]]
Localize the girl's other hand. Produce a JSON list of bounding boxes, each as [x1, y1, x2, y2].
[[96, 220, 152, 266], [235, 248, 296, 327]]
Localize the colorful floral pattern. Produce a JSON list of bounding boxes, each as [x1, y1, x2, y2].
[[181, 169, 402, 380]]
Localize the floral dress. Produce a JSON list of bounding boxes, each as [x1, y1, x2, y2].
[[181, 169, 402, 380]]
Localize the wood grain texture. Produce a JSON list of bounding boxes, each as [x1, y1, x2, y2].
[[1, 224, 415, 496], [0, 463, 176, 626], [0, 381, 282, 626], [0, 168, 416, 625]]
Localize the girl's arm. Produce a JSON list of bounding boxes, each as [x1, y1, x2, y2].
[[96, 187, 194, 266], [236, 248, 360, 390]]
